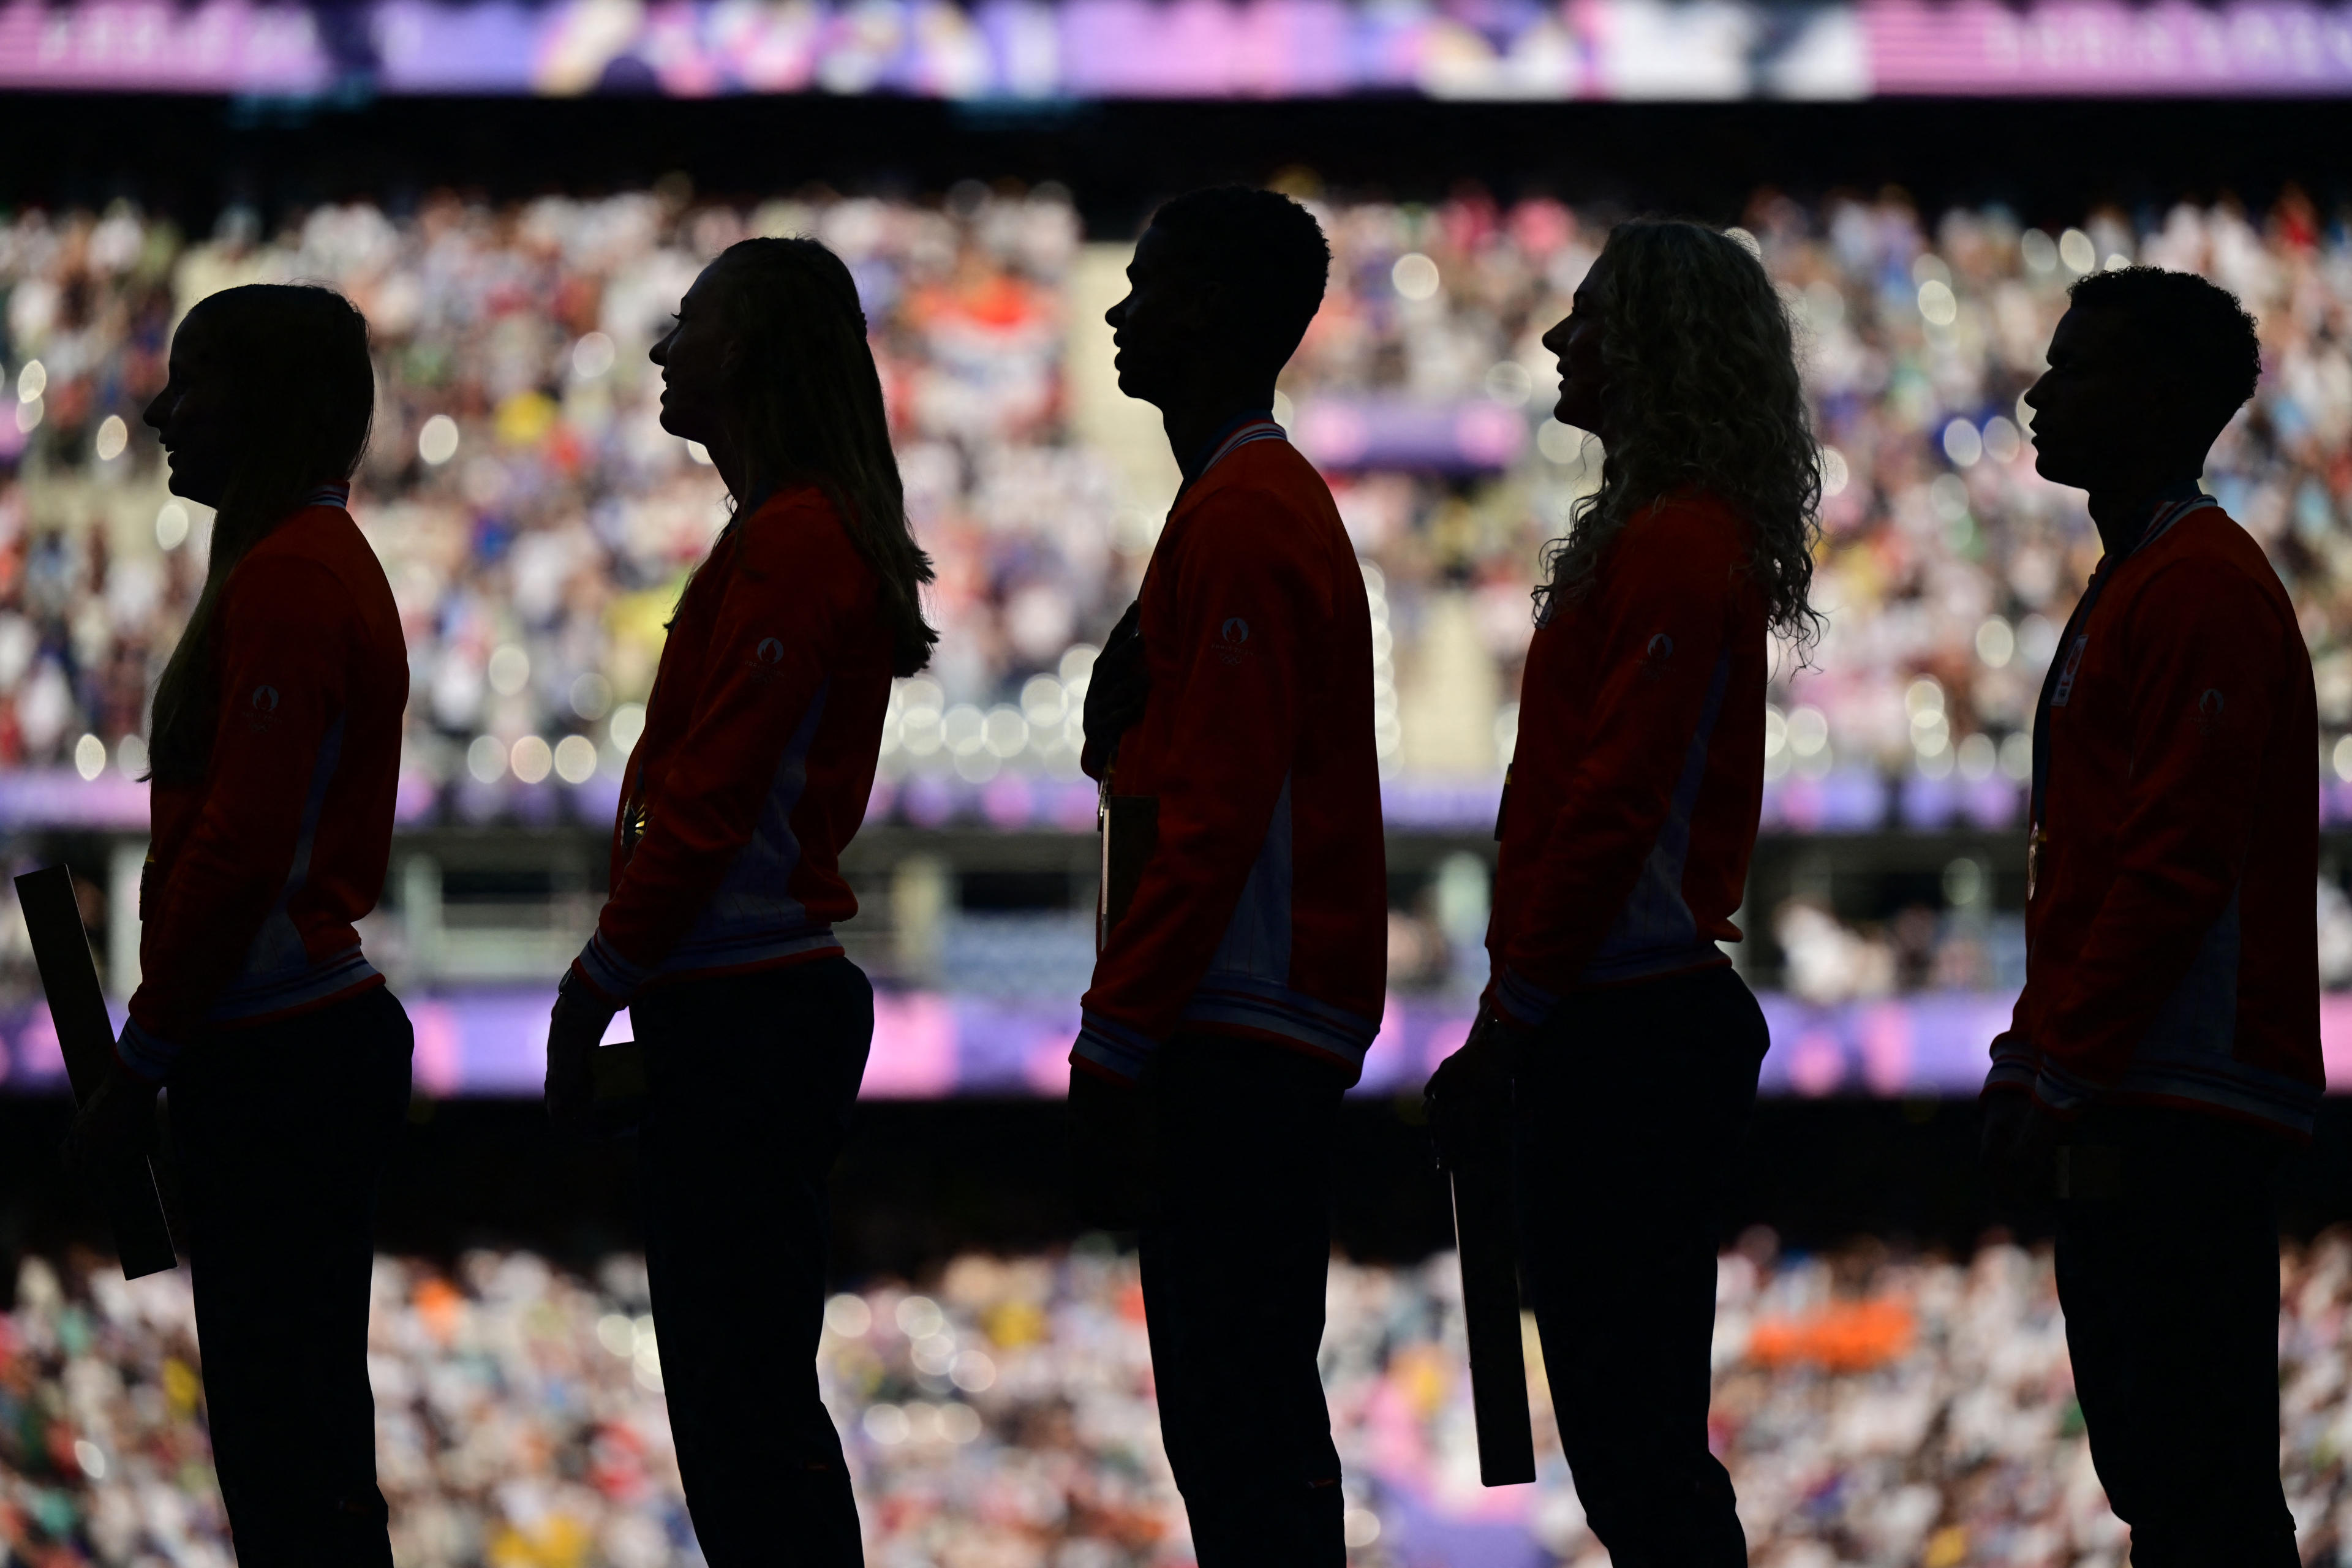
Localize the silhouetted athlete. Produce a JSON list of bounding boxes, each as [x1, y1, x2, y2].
[[543, 238, 936, 1567], [1981, 267, 2314, 1567], [1070, 186, 1385, 1566], [66, 284, 412, 1566], [1428, 220, 1820, 1567]]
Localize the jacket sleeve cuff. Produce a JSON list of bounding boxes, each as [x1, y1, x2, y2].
[[573, 931, 649, 1006], [115, 1018, 181, 1082], [2031, 1058, 2100, 1118], [1491, 966, 1559, 1031], [1071, 1009, 1158, 1082], [1982, 1031, 2037, 1097]]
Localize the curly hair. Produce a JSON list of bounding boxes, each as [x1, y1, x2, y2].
[[2067, 265, 2262, 441], [1532, 219, 1821, 650]]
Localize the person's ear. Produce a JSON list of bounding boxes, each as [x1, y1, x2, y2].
[[2144, 368, 2197, 451], [1182, 275, 1223, 334]]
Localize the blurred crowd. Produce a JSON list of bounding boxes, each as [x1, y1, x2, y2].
[[1769, 860, 2352, 1006], [11, 1232, 2352, 1564], [1, 183, 2348, 795]]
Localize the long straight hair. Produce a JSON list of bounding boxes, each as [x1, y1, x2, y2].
[[705, 237, 938, 676], [146, 285, 374, 785]]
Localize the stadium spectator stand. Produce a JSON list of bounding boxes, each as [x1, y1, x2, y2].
[[10, 1232, 2352, 1565], [2, 186, 2345, 801]]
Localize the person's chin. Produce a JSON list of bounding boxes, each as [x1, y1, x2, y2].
[[160, 458, 209, 505], [2029, 442, 2074, 486]]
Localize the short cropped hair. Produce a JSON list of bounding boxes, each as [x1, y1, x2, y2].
[[2068, 266, 2262, 439], [1149, 186, 1330, 372]]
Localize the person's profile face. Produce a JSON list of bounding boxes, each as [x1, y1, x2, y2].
[[1103, 225, 1201, 409], [1541, 257, 1610, 436], [2023, 305, 2160, 492], [141, 310, 241, 508], [649, 263, 734, 449]]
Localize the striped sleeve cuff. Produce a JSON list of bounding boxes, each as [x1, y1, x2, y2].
[[115, 1018, 181, 1082], [1071, 1010, 1158, 1082], [1490, 966, 1559, 1031], [573, 930, 650, 1006], [1983, 1031, 2037, 1097], [1982, 1065, 2037, 1096], [2032, 1058, 2100, 1118]]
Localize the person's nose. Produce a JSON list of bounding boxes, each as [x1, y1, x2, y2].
[[141, 386, 170, 435], [1540, 320, 1567, 360], [1104, 296, 1127, 331], [2022, 377, 2046, 412], [649, 330, 671, 368]]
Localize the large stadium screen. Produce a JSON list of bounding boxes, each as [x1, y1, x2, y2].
[[6, 0, 2352, 97]]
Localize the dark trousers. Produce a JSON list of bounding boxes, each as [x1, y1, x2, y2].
[[168, 984, 413, 1568], [632, 957, 874, 1568], [2056, 1104, 2299, 1567], [1512, 965, 1766, 1568], [1138, 1035, 1348, 1567]]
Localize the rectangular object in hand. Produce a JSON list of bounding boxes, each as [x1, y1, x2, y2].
[[13, 865, 178, 1279], [1098, 793, 1158, 945], [589, 1038, 647, 1137], [1452, 1159, 1536, 1485]]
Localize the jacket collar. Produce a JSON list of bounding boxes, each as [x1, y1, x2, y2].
[[1177, 410, 1284, 488], [2122, 480, 2218, 564], [1169, 414, 1288, 527]]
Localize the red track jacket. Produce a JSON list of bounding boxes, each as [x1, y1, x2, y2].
[[1074, 422, 1388, 1083], [1985, 489, 2321, 1136], [118, 489, 407, 1078], [1485, 490, 1766, 1025], [572, 486, 891, 1004]]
